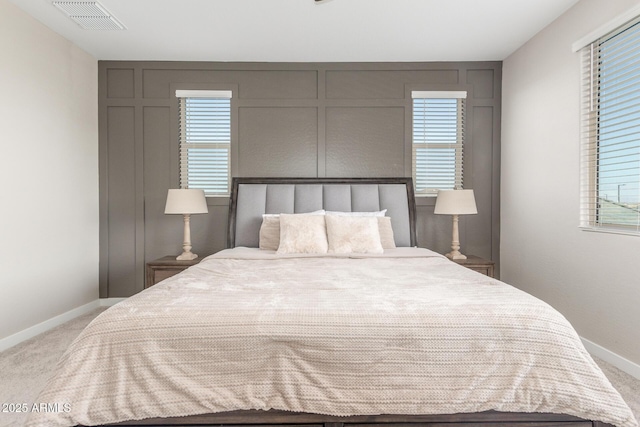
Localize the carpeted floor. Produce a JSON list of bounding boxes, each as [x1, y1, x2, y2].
[[0, 307, 638, 427]]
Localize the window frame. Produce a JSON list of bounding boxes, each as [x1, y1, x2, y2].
[[410, 90, 467, 197], [175, 89, 234, 198], [579, 18, 640, 235]]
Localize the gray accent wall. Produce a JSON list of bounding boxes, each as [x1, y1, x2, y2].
[[99, 61, 502, 297]]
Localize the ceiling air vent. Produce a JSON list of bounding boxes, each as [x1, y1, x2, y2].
[[52, 1, 126, 30]]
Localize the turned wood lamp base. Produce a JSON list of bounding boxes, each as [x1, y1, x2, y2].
[[445, 214, 468, 260]]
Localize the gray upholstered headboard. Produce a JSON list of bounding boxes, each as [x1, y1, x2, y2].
[[227, 177, 417, 248]]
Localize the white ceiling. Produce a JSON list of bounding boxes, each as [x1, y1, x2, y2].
[[9, 0, 580, 62]]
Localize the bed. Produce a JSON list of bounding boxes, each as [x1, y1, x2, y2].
[[27, 177, 637, 427]]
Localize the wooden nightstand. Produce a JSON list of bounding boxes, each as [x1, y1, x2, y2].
[[452, 255, 495, 278], [145, 256, 202, 288]]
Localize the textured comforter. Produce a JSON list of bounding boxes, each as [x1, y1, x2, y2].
[[28, 248, 637, 427]]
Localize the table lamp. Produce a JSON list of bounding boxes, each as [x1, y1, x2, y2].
[[164, 189, 208, 260], [434, 189, 477, 260]]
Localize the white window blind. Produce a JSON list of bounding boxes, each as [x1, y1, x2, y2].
[[411, 91, 466, 196], [579, 19, 640, 233], [177, 90, 232, 197]]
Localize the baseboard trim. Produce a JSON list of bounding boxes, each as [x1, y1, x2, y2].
[[0, 298, 128, 353], [99, 298, 127, 307], [582, 336, 640, 380], [0, 300, 99, 352]]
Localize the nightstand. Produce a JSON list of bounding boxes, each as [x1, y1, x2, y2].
[[145, 256, 202, 288], [452, 255, 495, 278]]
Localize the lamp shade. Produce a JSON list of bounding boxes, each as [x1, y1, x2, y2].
[[164, 189, 208, 215], [434, 189, 478, 215]]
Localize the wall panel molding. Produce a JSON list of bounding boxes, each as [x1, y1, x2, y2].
[[99, 61, 502, 297]]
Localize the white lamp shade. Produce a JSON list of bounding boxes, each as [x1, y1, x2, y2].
[[434, 189, 478, 215], [164, 189, 208, 214]]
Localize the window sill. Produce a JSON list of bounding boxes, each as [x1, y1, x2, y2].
[[580, 226, 640, 237]]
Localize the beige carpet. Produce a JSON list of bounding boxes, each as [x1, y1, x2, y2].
[[0, 307, 638, 427]]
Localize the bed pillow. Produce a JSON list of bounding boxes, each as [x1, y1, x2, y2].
[[325, 215, 384, 254], [377, 216, 396, 249], [326, 209, 387, 217], [258, 215, 281, 250], [259, 210, 325, 250], [326, 210, 391, 248], [276, 214, 329, 254], [326, 211, 395, 249]]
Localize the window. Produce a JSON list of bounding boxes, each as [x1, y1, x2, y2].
[[579, 19, 640, 232], [411, 91, 466, 196], [176, 90, 232, 196]]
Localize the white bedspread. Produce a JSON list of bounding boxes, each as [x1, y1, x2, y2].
[[28, 248, 637, 427]]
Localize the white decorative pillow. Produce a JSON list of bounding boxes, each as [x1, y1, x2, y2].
[[325, 215, 384, 254], [326, 209, 387, 217], [276, 214, 329, 254], [377, 216, 396, 249], [324, 211, 395, 249], [259, 210, 325, 251]]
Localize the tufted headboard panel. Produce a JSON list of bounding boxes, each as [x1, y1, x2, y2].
[[227, 178, 417, 248]]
